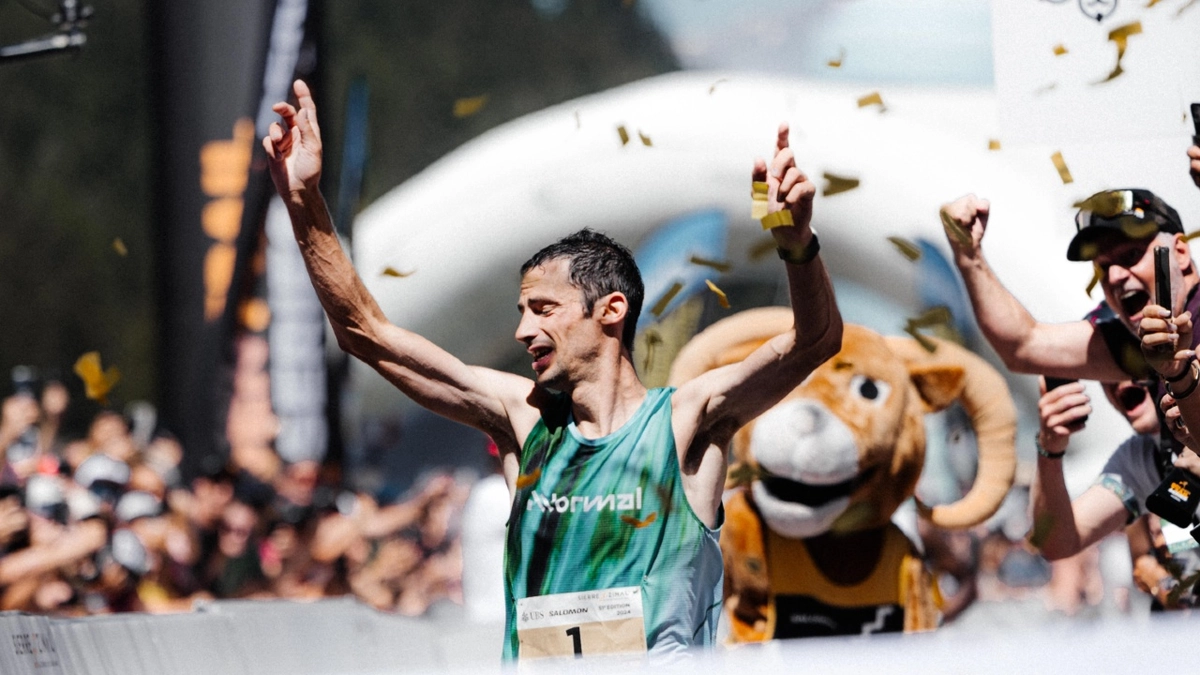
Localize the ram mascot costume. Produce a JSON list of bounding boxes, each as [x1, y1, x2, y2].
[[668, 307, 1016, 640]]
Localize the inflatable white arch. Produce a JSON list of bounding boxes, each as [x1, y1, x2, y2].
[[351, 70, 1199, 492]]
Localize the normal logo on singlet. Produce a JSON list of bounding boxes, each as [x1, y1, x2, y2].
[[527, 487, 643, 513]]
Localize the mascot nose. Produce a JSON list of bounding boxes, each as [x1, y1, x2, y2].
[[789, 402, 825, 436]]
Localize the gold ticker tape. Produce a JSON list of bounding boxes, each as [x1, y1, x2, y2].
[[748, 237, 777, 261], [617, 125, 630, 146], [705, 279, 731, 309], [1097, 21, 1142, 84], [452, 95, 488, 119], [708, 78, 728, 95], [751, 180, 770, 219], [1073, 191, 1132, 217], [988, 139, 1002, 151], [112, 238, 128, 256], [1086, 264, 1102, 297], [1051, 151, 1074, 184], [641, 328, 662, 374], [515, 467, 541, 490], [827, 47, 845, 68], [650, 281, 684, 317], [909, 306, 953, 329], [887, 236, 922, 262], [760, 210, 794, 230], [1053, 44, 1068, 56], [905, 326, 938, 353], [690, 255, 733, 273], [381, 267, 415, 278], [822, 172, 860, 197], [1185, 230, 1200, 242], [621, 512, 657, 528], [857, 91, 886, 111], [574, 110, 581, 129], [74, 351, 121, 405], [638, 130, 652, 147], [1034, 83, 1058, 96], [939, 209, 972, 247]]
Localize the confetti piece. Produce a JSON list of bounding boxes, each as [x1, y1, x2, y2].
[[827, 47, 846, 68], [822, 172, 860, 197], [856, 91, 886, 111], [74, 351, 121, 405], [1096, 21, 1142, 84], [751, 180, 770, 219], [1180, 0, 1197, 15], [638, 130, 652, 147], [988, 139, 1002, 151], [909, 306, 953, 329], [617, 125, 630, 146], [452, 95, 488, 119], [381, 266, 414, 278], [641, 328, 662, 374], [1086, 264, 1102, 297], [1052, 44, 1068, 56], [1186, 230, 1200, 242], [904, 327, 938, 353], [1051, 151, 1074, 184], [574, 110, 581, 129], [1073, 190, 1132, 217], [705, 279, 731, 309], [689, 255, 733, 273], [515, 467, 541, 490], [1033, 83, 1058, 96], [760, 210, 794, 231], [708, 78, 728, 95], [1147, 0, 1163, 6], [939, 209, 972, 248], [887, 236, 922, 262], [112, 238, 128, 256], [622, 0, 635, 6], [650, 281, 684, 317], [621, 512, 657, 528], [748, 238, 777, 261], [727, 463, 765, 487]]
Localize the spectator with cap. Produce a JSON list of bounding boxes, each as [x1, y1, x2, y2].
[[80, 529, 149, 614]]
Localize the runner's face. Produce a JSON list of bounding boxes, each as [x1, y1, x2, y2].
[[1095, 236, 1158, 332], [516, 258, 598, 389]]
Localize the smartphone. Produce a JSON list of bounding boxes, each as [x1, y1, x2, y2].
[[1044, 376, 1086, 422], [1147, 466, 1200, 529], [1155, 245, 1172, 314], [1192, 102, 1200, 144]]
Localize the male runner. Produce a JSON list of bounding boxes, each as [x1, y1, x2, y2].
[[263, 80, 843, 660]]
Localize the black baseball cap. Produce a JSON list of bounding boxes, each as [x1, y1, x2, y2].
[[1067, 189, 1184, 261]]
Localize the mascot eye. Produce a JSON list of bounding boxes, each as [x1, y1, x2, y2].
[[849, 375, 890, 405]]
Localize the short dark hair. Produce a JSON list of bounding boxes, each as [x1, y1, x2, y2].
[[520, 229, 644, 352]]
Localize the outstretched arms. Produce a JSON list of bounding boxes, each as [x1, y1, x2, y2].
[[939, 195, 1127, 381], [263, 81, 537, 453]]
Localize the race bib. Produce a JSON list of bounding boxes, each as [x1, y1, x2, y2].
[[1160, 517, 1199, 555], [516, 586, 646, 660]]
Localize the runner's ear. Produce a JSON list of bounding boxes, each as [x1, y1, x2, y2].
[[596, 292, 628, 327]]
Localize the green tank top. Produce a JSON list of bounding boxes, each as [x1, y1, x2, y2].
[[502, 387, 723, 662]]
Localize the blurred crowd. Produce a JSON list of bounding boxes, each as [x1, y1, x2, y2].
[[0, 376, 474, 618]]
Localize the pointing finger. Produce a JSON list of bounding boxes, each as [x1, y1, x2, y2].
[[776, 123, 790, 152]]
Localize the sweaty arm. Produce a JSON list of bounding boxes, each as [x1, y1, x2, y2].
[[672, 124, 843, 526], [263, 81, 539, 461], [939, 195, 1127, 381], [1028, 378, 1128, 560]]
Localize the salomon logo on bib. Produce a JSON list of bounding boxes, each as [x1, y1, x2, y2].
[[527, 487, 643, 513]]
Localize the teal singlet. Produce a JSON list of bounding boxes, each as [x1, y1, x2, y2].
[[502, 387, 723, 662]]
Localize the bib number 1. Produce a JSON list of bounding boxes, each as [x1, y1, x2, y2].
[[516, 586, 646, 661]]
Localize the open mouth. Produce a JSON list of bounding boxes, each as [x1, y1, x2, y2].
[[1119, 289, 1149, 321], [1116, 384, 1147, 413], [530, 346, 554, 373], [760, 470, 866, 508]]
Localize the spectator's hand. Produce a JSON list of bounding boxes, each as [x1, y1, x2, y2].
[[0, 496, 28, 548], [1188, 144, 1200, 190], [263, 79, 323, 198], [1174, 447, 1200, 475], [939, 194, 990, 263], [1037, 376, 1091, 455], [755, 124, 816, 254], [1139, 304, 1194, 379]]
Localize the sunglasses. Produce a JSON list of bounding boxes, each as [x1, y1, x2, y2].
[[1075, 189, 1178, 237]]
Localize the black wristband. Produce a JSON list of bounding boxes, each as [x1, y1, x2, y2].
[[1166, 354, 1197, 383], [1168, 361, 1200, 400], [1035, 435, 1066, 460], [777, 232, 820, 265]]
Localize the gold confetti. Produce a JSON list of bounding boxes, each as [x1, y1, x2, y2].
[[617, 125, 630, 146], [1179, 0, 1197, 16], [1185, 230, 1200, 242], [856, 91, 886, 111], [515, 467, 541, 490], [751, 180, 770, 219], [622, 0, 635, 6], [827, 47, 846, 68], [1033, 82, 1058, 96], [909, 306, 953, 329], [760, 210, 794, 230], [381, 266, 414, 278], [822, 172, 860, 197], [727, 463, 763, 487], [638, 130, 652, 147], [74, 351, 121, 405], [574, 110, 581, 129], [112, 238, 128, 256], [887, 236, 922, 262], [988, 139, 1002, 151], [939, 209, 972, 248], [689, 255, 733, 273], [1073, 190, 1132, 217], [748, 238, 777, 261], [705, 279, 731, 309], [708, 78, 728, 95], [620, 512, 657, 528], [650, 281, 684, 317], [1086, 264, 1102, 297], [1052, 44, 1068, 56], [1051, 151, 1074, 184], [1147, 0, 1163, 6], [642, 328, 662, 374], [905, 326, 939, 353], [452, 95, 488, 119], [1096, 21, 1142, 84]]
